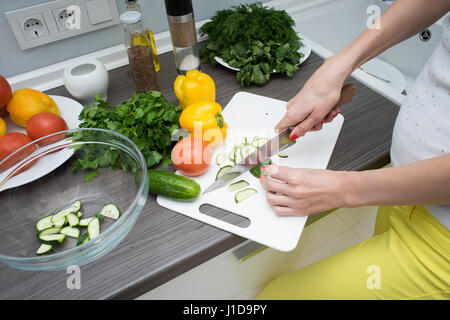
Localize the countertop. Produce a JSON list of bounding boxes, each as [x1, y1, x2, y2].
[[0, 49, 399, 299]]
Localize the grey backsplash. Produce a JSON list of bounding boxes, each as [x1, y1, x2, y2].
[[0, 0, 266, 78]]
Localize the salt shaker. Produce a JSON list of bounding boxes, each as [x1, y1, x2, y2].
[[120, 11, 158, 93]]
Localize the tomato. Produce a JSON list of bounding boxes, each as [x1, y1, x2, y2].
[[0, 75, 12, 109], [26, 112, 68, 146], [0, 132, 37, 171], [171, 136, 212, 177]]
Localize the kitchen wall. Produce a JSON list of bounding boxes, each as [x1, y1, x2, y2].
[[0, 0, 268, 78]]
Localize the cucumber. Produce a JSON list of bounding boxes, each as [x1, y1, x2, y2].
[[148, 170, 201, 201], [234, 147, 243, 164], [60, 226, 80, 238], [36, 244, 53, 255], [215, 165, 232, 180], [77, 211, 83, 218], [228, 147, 236, 162], [77, 233, 90, 246], [36, 215, 53, 231], [37, 227, 61, 238], [87, 217, 100, 240], [79, 217, 94, 227], [235, 188, 258, 203], [39, 234, 66, 244], [228, 180, 249, 192], [53, 217, 67, 228], [67, 213, 79, 227], [241, 144, 256, 158], [99, 204, 120, 220], [252, 137, 269, 148], [51, 201, 81, 223], [250, 159, 272, 178], [237, 137, 247, 146], [215, 153, 228, 166], [278, 152, 288, 158]]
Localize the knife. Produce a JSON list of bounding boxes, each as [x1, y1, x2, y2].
[[202, 84, 357, 195]]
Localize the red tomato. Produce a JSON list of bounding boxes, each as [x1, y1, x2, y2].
[[26, 112, 68, 146], [171, 136, 212, 177], [0, 75, 12, 110], [0, 132, 37, 171]]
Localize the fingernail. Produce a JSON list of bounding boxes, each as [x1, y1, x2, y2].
[[290, 134, 298, 141], [261, 166, 266, 171]]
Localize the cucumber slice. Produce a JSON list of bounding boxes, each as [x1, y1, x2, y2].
[[77, 211, 83, 218], [253, 137, 269, 148], [36, 215, 54, 231], [228, 180, 250, 192], [60, 226, 80, 238], [241, 144, 256, 158], [51, 201, 81, 223], [237, 137, 247, 146], [39, 234, 66, 244], [215, 153, 228, 166], [216, 165, 233, 181], [87, 217, 100, 240], [228, 147, 236, 162], [234, 147, 243, 164], [66, 213, 79, 227], [36, 244, 53, 255], [53, 217, 67, 228], [278, 152, 288, 158], [235, 188, 258, 203], [79, 217, 94, 227], [37, 227, 61, 238], [99, 204, 120, 220], [250, 159, 272, 178], [77, 233, 90, 246]]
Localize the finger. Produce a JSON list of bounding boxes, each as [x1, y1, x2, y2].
[[275, 103, 310, 132], [260, 175, 292, 195], [266, 191, 294, 207], [289, 115, 322, 139], [310, 122, 323, 131], [261, 165, 294, 183], [272, 206, 298, 216]]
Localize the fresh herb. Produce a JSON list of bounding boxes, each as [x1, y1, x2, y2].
[[73, 92, 182, 181], [200, 3, 303, 87]]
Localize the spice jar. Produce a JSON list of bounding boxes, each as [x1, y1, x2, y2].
[[124, 0, 160, 72], [164, 0, 200, 74], [120, 11, 158, 93]]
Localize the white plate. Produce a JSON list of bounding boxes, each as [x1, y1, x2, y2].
[[360, 58, 406, 93], [214, 33, 312, 72], [0, 95, 83, 192]]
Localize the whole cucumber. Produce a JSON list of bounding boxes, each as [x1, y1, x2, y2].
[[148, 170, 201, 201]]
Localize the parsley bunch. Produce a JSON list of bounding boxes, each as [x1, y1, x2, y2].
[[200, 2, 303, 87], [73, 91, 182, 181]]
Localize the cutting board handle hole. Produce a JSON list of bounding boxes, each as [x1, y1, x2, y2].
[[199, 204, 251, 228]]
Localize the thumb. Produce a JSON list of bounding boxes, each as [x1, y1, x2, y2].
[[261, 164, 292, 183]]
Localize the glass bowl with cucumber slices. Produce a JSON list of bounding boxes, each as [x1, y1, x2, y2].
[[0, 128, 149, 271]]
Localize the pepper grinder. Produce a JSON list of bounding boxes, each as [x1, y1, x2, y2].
[[164, 0, 200, 74]]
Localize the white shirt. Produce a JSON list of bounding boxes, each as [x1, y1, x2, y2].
[[391, 14, 450, 229]]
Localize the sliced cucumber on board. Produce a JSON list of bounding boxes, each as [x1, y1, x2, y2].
[[99, 204, 120, 220], [216, 165, 233, 181], [39, 234, 66, 244], [228, 180, 249, 192], [36, 244, 53, 255], [235, 188, 258, 203], [87, 217, 100, 240], [36, 215, 54, 232], [67, 213, 79, 227], [60, 226, 80, 238], [215, 153, 228, 166]]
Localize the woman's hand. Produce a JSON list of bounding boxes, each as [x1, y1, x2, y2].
[[260, 164, 350, 216], [276, 55, 353, 140]]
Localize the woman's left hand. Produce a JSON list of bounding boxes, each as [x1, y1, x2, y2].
[[260, 164, 350, 216]]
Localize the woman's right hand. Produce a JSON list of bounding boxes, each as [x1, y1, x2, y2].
[[276, 55, 352, 140]]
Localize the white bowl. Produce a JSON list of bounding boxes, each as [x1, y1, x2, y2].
[[63, 58, 109, 105]]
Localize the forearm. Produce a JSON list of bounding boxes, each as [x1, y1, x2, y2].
[[330, 0, 450, 78], [344, 154, 450, 207]]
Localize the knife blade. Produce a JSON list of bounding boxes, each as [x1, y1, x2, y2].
[[202, 83, 357, 195]]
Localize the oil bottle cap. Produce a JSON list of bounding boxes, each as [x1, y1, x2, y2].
[[120, 10, 142, 24]]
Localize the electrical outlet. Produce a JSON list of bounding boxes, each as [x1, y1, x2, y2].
[[52, 7, 73, 32], [21, 14, 50, 40], [5, 0, 120, 50]]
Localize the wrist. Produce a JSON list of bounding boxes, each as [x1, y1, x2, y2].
[[338, 171, 368, 208], [325, 51, 357, 81]]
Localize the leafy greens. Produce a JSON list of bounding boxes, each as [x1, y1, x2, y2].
[[73, 91, 182, 181], [200, 2, 304, 87]]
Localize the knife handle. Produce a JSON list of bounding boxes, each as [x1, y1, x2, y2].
[[288, 83, 357, 132]]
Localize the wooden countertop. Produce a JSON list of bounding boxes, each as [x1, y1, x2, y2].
[[0, 49, 399, 299]]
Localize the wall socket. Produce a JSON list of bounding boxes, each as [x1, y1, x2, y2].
[[5, 0, 120, 50]]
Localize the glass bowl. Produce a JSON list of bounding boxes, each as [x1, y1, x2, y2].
[[0, 128, 148, 271]]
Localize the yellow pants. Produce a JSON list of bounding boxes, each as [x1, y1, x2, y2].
[[257, 206, 450, 299]]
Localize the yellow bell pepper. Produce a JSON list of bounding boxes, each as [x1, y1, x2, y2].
[[179, 101, 227, 148], [0, 118, 6, 137], [7, 88, 59, 127], [174, 70, 215, 108]]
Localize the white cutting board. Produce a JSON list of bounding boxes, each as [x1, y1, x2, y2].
[[157, 92, 344, 252]]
